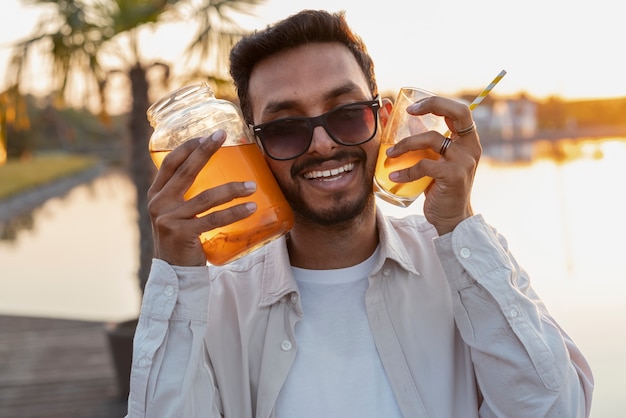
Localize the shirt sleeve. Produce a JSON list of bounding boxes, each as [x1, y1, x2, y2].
[[126, 259, 222, 418], [433, 215, 594, 418]]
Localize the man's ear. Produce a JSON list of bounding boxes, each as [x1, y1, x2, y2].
[[379, 98, 393, 129]]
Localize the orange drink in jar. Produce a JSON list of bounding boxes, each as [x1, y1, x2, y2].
[[148, 83, 293, 265], [150, 143, 293, 265]]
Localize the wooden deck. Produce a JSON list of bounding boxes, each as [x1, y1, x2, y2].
[[0, 315, 128, 418]]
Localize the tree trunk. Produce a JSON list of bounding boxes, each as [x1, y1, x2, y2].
[[127, 64, 155, 293]]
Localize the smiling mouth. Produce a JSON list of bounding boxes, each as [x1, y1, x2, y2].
[[303, 162, 355, 180]]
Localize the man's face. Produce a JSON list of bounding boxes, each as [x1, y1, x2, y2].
[[248, 42, 381, 226]]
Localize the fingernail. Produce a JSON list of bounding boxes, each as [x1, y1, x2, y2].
[[407, 102, 422, 113], [245, 202, 257, 212], [389, 172, 400, 181], [211, 129, 226, 142], [244, 181, 257, 191], [408, 97, 430, 113], [385, 145, 395, 155]]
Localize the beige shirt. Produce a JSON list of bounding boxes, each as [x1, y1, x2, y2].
[[127, 213, 593, 417]]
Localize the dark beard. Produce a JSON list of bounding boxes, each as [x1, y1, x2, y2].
[[281, 149, 375, 227], [287, 179, 375, 227]]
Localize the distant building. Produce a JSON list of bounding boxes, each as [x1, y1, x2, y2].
[[477, 94, 538, 162], [489, 94, 538, 140]]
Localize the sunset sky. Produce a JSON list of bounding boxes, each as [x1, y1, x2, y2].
[[1, 0, 624, 101]]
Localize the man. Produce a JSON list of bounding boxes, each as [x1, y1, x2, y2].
[[127, 9, 593, 418]]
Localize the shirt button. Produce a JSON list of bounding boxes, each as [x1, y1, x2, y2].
[[383, 268, 391, 277], [460, 247, 471, 259], [281, 340, 292, 351], [290, 293, 298, 304], [138, 357, 149, 368], [510, 308, 519, 318], [164, 285, 175, 297]]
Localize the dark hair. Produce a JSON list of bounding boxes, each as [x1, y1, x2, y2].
[[229, 9, 378, 123]]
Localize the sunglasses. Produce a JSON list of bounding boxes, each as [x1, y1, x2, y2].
[[251, 96, 381, 160]]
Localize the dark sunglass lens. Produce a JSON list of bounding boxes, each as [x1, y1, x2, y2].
[[261, 119, 311, 159], [327, 104, 376, 144]]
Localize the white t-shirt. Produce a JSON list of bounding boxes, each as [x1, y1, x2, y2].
[[275, 248, 402, 417]]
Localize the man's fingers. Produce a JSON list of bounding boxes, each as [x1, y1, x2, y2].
[[196, 201, 258, 234], [181, 181, 257, 219], [408, 96, 472, 132], [149, 131, 226, 199], [385, 130, 441, 158], [148, 180, 258, 266]]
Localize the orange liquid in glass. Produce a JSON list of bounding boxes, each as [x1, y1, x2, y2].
[[374, 144, 440, 199], [151, 143, 293, 265]]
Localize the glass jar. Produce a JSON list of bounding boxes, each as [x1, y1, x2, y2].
[[147, 83, 293, 265]]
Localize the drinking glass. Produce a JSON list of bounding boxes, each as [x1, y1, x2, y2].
[[373, 87, 447, 207]]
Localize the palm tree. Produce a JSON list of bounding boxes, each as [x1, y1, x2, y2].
[[2, 0, 263, 292]]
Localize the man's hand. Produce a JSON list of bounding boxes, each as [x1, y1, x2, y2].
[[385, 96, 481, 235], [147, 130, 258, 266]]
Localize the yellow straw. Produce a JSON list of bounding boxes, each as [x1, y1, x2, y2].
[[468, 69, 507, 111], [444, 69, 507, 136]]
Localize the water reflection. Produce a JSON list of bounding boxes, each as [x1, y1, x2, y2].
[[1, 212, 35, 241], [0, 139, 624, 416], [0, 170, 142, 322], [0, 166, 104, 241]]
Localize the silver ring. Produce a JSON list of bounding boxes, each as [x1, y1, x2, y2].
[[439, 137, 452, 156], [456, 122, 476, 136]]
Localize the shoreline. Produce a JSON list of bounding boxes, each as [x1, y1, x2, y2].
[[0, 164, 107, 223]]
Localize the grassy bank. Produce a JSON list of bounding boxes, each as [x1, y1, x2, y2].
[[0, 154, 100, 200]]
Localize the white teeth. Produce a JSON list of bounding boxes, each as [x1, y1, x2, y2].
[[304, 163, 354, 180]]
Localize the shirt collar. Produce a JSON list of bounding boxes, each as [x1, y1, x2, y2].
[[374, 207, 422, 277], [258, 237, 299, 307], [242, 236, 300, 308], [249, 206, 422, 307]]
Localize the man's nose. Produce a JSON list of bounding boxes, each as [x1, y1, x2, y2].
[[307, 125, 338, 156]]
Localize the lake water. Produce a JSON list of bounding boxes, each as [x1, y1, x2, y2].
[[1, 138, 624, 417]]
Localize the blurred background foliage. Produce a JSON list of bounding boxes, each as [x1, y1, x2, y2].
[[0, 0, 265, 292]]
